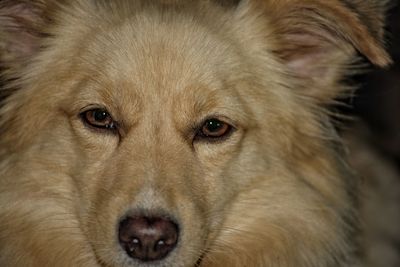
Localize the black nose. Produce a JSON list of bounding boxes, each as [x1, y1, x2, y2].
[[118, 215, 179, 262]]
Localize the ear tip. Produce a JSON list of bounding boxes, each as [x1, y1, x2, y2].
[[370, 50, 393, 68]]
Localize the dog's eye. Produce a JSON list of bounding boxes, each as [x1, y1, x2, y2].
[[80, 108, 116, 130], [197, 118, 232, 140]]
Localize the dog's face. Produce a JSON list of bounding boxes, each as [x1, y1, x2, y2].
[[3, 3, 286, 265], [41, 6, 298, 266], [66, 8, 266, 265], [0, 1, 391, 266]]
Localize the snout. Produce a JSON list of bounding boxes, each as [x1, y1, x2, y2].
[[118, 214, 179, 262], [88, 182, 210, 266]]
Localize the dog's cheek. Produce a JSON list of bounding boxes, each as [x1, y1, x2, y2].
[[193, 141, 244, 207], [27, 115, 120, 217]]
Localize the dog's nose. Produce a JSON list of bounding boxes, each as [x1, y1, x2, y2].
[[118, 216, 179, 261]]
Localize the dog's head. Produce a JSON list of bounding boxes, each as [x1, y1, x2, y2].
[[0, 0, 390, 266]]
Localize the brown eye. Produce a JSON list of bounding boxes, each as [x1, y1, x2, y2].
[[80, 108, 116, 130], [199, 118, 232, 139]]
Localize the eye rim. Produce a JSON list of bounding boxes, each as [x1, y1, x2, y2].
[[79, 107, 118, 132], [195, 117, 234, 142]]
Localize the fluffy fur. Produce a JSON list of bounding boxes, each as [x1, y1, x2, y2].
[[0, 0, 397, 266]]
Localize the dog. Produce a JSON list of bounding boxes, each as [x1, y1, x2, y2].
[[0, 0, 398, 266]]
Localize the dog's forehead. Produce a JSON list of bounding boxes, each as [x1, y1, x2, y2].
[[67, 6, 251, 128], [78, 10, 241, 103]]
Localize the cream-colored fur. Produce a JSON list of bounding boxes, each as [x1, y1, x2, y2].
[[0, 1, 397, 266]]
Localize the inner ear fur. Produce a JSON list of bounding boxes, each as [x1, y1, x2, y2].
[[0, 0, 49, 69], [270, 0, 391, 65], [253, 0, 392, 102]]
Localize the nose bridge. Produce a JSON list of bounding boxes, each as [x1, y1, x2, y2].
[[140, 114, 178, 176], [147, 96, 185, 174], [122, 113, 185, 208], [149, 129, 185, 190]]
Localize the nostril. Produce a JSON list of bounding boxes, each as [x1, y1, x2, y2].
[[118, 215, 179, 262]]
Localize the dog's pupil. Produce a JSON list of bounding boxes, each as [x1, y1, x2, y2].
[[94, 110, 108, 122], [206, 119, 223, 132]]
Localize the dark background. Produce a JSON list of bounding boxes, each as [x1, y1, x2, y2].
[[343, 2, 400, 167], [344, 4, 400, 258]]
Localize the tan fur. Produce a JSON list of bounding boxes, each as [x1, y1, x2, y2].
[[0, 1, 397, 266]]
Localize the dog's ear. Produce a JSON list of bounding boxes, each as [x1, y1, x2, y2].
[[0, 0, 48, 70], [239, 0, 392, 103]]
